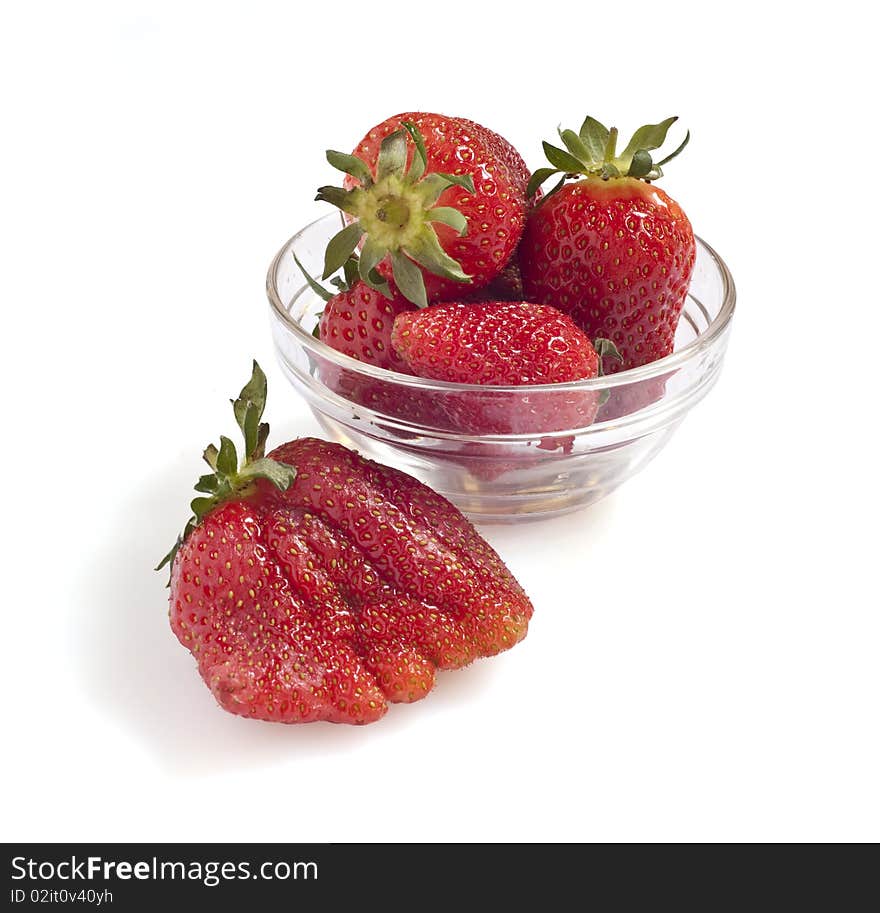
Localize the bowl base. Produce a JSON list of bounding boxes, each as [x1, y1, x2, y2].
[[313, 412, 681, 522]]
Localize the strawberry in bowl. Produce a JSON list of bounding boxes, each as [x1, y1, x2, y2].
[[520, 114, 696, 422], [521, 114, 695, 372], [267, 112, 735, 520], [316, 114, 529, 307], [390, 300, 610, 434]]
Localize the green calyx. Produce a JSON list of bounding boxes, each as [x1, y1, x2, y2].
[[315, 122, 475, 308], [593, 337, 623, 376], [527, 115, 690, 199], [593, 337, 623, 406], [155, 362, 297, 582], [293, 250, 377, 304]]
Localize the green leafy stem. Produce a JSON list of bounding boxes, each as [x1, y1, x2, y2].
[[155, 362, 296, 580], [315, 122, 476, 308], [528, 115, 690, 200]]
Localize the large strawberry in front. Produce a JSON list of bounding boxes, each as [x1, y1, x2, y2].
[[315, 114, 528, 307], [157, 363, 532, 725], [520, 115, 696, 373]]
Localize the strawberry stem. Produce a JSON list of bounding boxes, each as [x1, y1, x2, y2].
[[529, 115, 689, 198], [155, 362, 296, 582], [603, 127, 619, 164]]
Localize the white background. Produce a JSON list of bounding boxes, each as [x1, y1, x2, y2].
[[2, 1, 877, 842]]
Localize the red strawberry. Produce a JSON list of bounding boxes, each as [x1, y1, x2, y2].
[[392, 301, 599, 386], [520, 116, 696, 373], [452, 116, 532, 198], [157, 363, 532, 725], [293, 254, 448, 432], [319, 280, 414, 372], [318, 279, 415, 374], [294, 252, 415, 372], [293, 255, 450, 430], [391, 301, 602, 433], [315, 114, 528, 307]]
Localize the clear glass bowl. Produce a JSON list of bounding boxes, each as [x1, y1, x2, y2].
[[266, 213, 736, 522]]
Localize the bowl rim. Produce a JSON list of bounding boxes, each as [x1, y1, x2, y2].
[[266, 213, 736, 394]]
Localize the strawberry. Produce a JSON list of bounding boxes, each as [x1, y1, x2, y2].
[[295, 253, 415, 372], [314, 114, 528, 307], [451, 116, 532, 198], [520, 115, 696, 373], [293, 255, 449, 429], [157, 363, 532, 725], [391, 301, 602, 433], [319, 282, 414, 372]]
